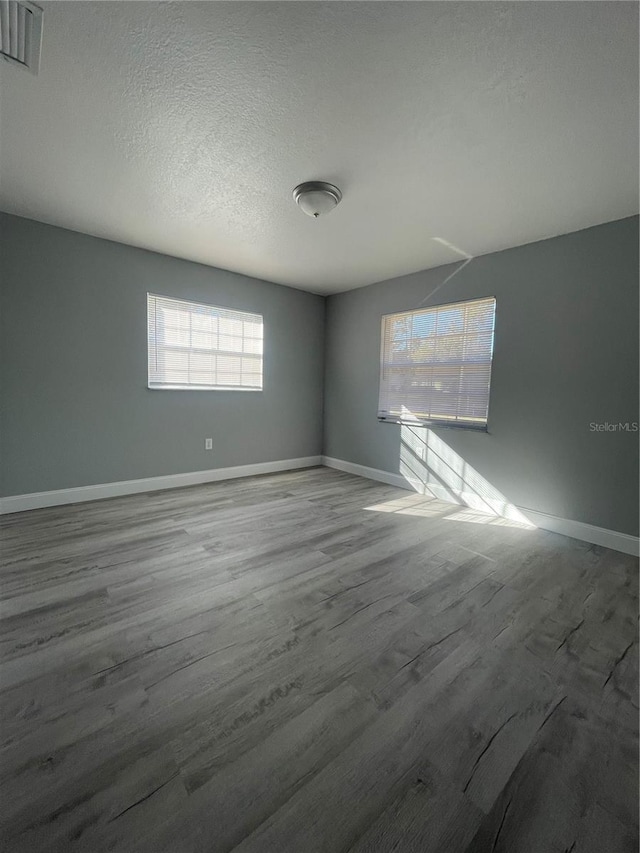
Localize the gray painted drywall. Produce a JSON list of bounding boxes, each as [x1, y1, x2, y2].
[[0, 213, 324, 496], [2, 212, 638, 536], [324, 217, 639, 536]]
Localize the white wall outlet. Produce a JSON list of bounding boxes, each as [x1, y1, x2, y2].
[[205, 438, 213, 450]]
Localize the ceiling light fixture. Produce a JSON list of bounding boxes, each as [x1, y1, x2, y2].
[[293, 181, 342, 218]]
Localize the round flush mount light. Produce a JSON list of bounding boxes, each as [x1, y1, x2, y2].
[[293, 181, 342, 218]]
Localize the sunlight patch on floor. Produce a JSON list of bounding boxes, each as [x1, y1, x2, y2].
[[364, 493, 535, 528], [443, 507, 535, 529], [363, 493, 454, 518]]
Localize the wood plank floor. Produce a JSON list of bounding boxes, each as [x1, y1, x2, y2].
[[0, 467, 637, 853]]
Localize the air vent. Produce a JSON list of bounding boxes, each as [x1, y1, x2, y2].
[[0, 0, 42, 74]]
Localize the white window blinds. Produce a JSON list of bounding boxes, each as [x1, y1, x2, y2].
[[378, 296, 496, 429], [147, 294, 263, 391]]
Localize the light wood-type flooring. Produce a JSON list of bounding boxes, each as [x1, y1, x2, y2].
[[0, 467, 638, 852]]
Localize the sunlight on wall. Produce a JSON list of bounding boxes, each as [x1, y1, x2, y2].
[[377, 407, 536, 529]]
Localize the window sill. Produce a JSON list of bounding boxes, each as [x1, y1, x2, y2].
[[148, 384, 263, 392], [377, 417, 488, 433]]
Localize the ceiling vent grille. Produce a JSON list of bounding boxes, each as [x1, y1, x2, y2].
[[0, 0, 42, 74]]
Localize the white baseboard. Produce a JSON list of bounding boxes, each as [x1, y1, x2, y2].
[[0, 456, 322, 515], [322, 456, 639, 557], [3, 454, 637, 557], [322, 456, 411, 491], [515, 508, 639, 557]]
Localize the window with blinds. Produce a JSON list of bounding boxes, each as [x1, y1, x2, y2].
[[378, 296, 496, 429], [147, 294, 263, 391]]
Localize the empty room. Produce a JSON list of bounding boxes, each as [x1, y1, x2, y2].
[[0, 2, 638, 851]]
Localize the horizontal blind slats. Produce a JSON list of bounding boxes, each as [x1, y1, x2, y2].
[[378, 296, 495, 427], [147, 293, 263, 390]]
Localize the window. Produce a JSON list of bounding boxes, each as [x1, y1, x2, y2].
[[378, 296, 496, 430], [147, 293, 263, 391]]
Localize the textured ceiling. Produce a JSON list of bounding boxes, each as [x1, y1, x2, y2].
[[0, 2, 638, 294]]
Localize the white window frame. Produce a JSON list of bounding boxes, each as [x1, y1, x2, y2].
[[147, 293, 264, 392], [378, 296, 496, 431]]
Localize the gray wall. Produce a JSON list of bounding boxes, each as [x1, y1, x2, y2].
[[2, 212, 638, 536], [0, 213, 324, 496], [324, 216, 639, 536]]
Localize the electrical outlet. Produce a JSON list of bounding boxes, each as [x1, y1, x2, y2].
[[205, 438, 213, 450]]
